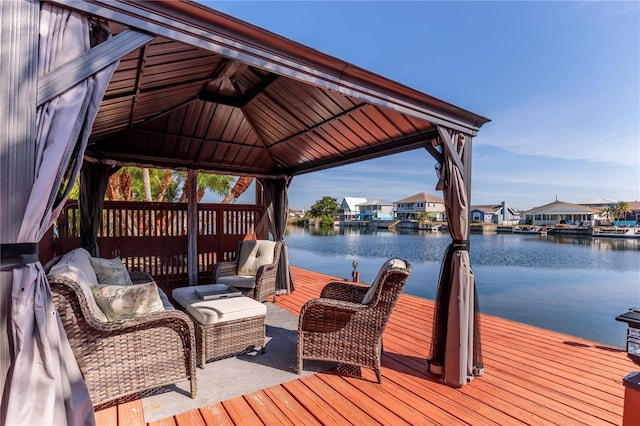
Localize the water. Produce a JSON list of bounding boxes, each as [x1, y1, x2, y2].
[[284, 225, 640, 348]]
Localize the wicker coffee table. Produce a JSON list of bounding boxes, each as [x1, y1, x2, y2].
[[172, 284, 267, 368]]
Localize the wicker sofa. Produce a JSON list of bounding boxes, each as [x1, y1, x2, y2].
[[45, 248, 196, 408]]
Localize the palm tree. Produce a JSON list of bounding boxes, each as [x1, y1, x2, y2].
[[599, 206, 616, 224], [222, 176, 254, 204], [176, 172, 233, 202], [615, 201, 631, 222], [142, 168, 153, 201], [156, 169, 174, 201]]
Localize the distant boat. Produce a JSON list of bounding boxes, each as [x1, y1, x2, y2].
[[592, 226, 640, 239], [547, 225, 592, 236], [418, 223, 441, 231], [513, 225, 547, 235]]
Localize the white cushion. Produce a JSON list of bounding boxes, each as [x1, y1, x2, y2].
[[49, 248, 108, 322], [172, 286, 266, 325], [90, 257, 133, 286], [216, 275, 256, 289], [92, 281, 164, 322], [362, 258, 407, 305], [236, 240, 276, 276], [50, 247, 99, 287]]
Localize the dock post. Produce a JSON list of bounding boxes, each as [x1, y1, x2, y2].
[[623, 372, 640, 426]]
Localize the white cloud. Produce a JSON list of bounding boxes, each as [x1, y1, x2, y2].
[[477, 95, 640, 168]]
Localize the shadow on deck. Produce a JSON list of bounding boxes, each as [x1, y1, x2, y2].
[[96, 266, 637, 425]]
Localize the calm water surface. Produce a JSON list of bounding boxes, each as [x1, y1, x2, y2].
[[284, 225, 640, 348]]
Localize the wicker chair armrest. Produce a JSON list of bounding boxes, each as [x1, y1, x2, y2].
[[48, 274, 106, 329], [102, 308, 194, 333], [48, 274, 192, 333], [129, 270, 154, 284], [299, 297, 369, 330], [320, 281, 368, 303], [213, 261, 237, 280], [254, 260, 278, 282]]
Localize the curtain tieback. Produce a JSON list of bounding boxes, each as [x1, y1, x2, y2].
[[451, 239, 469, 251], [0, 243, 39, 271]]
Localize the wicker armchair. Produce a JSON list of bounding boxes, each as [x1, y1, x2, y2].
[[48, 270, 197, 408], [213, 240, 283, 302], [297, 258, 412, 383]]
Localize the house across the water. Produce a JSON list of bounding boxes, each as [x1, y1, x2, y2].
[[357, 199, 395, 221], [522, 200, 599, 226]]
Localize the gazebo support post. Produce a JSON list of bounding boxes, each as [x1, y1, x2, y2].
[[187, 170, 198, 286], [0, 1, 39, 420]]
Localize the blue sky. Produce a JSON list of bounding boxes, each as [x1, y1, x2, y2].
[[203, 1, 639, 211]]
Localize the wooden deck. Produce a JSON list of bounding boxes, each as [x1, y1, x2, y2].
[[96, 267, 637, 425]]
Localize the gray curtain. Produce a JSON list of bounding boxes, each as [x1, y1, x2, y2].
[[80, 162, 119, 256], [427, 130, 483, 387], [4, 6, 117, 424], [258, 176, 295, 294]]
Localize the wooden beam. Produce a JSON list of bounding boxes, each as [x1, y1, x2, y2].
[[37, 29, 152, 106], [437, 125, 465, 175], [46, 0, 487, 135], [424, 139, 443, 164]]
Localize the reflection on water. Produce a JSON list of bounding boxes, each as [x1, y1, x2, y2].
[[546, 234, 640, 251], [285, 224, 640, 348], [302, 225, 640, 251]]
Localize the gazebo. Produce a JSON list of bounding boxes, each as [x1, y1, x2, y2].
[[0, 1, 490, 424]]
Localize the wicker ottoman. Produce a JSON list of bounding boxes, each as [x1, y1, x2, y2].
[[173, 284, 267, 368]]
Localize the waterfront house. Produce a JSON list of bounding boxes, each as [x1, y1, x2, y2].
[[579, 197, 618, 210], [394, 192, 445, 221], [580, 198, 640, 225], [288, 209, 305, 219], [470, 205, 500, 223], [357, 199, 395, 221], [522, 200, 598, 226], [337, 197, 368, 221], [470, 201, 520, 225], [628, 201, 640, 223]]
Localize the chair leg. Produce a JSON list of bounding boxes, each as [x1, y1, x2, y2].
[[375, 369, 382, 384], [376, 340, 383, 383]]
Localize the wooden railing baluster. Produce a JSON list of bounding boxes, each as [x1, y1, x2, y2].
[[49, 200, 263, 298]]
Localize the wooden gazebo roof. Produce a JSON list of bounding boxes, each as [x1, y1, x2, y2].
[[60, 0, 490, 177]]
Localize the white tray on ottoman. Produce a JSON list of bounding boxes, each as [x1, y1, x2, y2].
[[173, 284, 267, 368]]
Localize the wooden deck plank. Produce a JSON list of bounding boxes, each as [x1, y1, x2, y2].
[[315, 373, 420, 426], [197, 404, 234, 425], [220, 396, 263, 424], [93, 405, 118, 426], [242, 392, 296, 426], [92, 266, 636, 426], [280, 379, 351, 424], [118, 399, 146, 426], [173, 409, 206, 426], [147, 417, 176, 426], [381, 355, 526, 425], [261, 386, 322, 425], [296, 374, 385, 424]]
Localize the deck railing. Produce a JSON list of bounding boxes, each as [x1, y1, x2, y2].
[[50, 200, 264, 295]]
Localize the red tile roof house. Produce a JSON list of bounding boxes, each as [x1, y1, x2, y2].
[[394, 192, 445, 221]]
